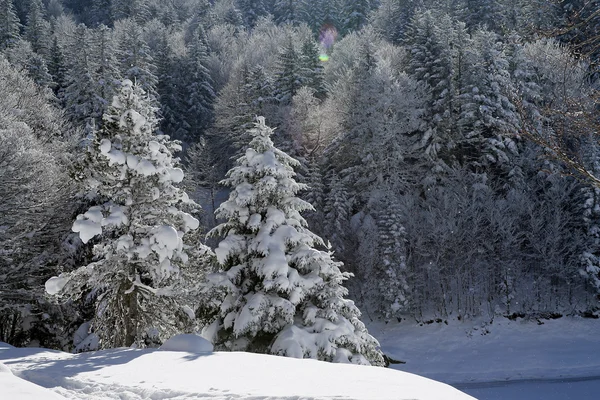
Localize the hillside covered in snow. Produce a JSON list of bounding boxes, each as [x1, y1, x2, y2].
[[0, 339, 473, 400]]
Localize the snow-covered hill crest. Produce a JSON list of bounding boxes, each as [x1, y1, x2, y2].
[[0, 341, 473, 400]]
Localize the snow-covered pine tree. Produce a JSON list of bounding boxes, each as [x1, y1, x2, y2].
[[26, 51, 53, 87], [370, 0, 414, 44], [299, 37, 325, 98], [341, 0, 371, 34], [0, 0, 20, 51], [299, 0, 340, 34], [90, 0, 112, 27], [92, 24, 121, 122], [373, 192, 409, 321], [115, 18, 159, 107], [48, 80, 208, 348], [183, 26, 215, 142], [212, 62, 276, 172], [274, 0, 297, 25], [322, 172, 352, 254], [201, 116, 384, 366], [62, 24, 103, 127], [24, 0, 51, 57], [111, 0, 151, 24], [456, 29, 519, 173], [47, 36, 68, 98], [155, 27, 187, 141], [236, 0, 268, 28], [275, 36, 302, 104], [405, 9, 455, 161]]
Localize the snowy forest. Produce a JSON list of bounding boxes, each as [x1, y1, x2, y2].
[[1, 0, 600, 364]]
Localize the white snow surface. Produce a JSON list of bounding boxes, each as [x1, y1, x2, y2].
[[72, 217, 102, 244], [369, 317, 600, 384], [44, 276, 68, 296], [0, 364, 67, 400], [159, 334, 214, 353], [0, 341, 473, 400]]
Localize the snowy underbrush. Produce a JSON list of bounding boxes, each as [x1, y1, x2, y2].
[[0, 339, 473, 400], [368, 316, 600, 384]]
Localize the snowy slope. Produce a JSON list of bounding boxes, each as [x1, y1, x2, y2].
[[0, 341, 474, 400], [1, 362, 67, 400]]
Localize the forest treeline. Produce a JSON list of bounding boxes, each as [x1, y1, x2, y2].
[[1, 0, 600, 351]]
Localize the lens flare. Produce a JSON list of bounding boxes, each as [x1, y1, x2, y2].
[[318, 24, 337, 63], [319, 24, 338, 50]]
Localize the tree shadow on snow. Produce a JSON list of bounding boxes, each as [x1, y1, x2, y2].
[[3, 347, 152, 389]]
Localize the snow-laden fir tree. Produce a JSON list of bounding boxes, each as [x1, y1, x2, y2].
[[48, 36, 68, 98], [275, 36, 302, 104], [114, 18, 158, 106], [92, 24, 121, 121], [456, 29, 519, 172], [47, 80, 208, 349], [183, 26, 215, 142], [200, 116, 384, 366], [341, 0, 372, 34], [274, 0, 297, 25], [373, 191, 410, 321], [0, 0, 20, 51], [24, 0, 51, 57], [62, 24, 103, 127]]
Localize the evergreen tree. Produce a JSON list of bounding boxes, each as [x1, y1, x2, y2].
[[185, 136, 223, 229], [274, 0, 296, 25], [370, 0, 415, 44], [115, 18, 159, 106], [405, 10, 457, 162], [275, 36, 302, 104], [373, 192, 409, 320], [323, 172, 352, 253], [201, 117, 384, 366], [50, 80, 207, 348], [462, 0, 503, 32], [456, 29, 519, 172], [47, 36, 68, 98], [183, 26, 216, 142], [92, 24, 121, 121], [155, 28, 187, 140], [0, 0, 20, 51], [341, 0, 371, 34], [111, 0, 152, 24], [26, 51, 53, 87], [90, 0, 112, 27], [299, 38, 325, 98], [25, 0, 51, 56], [212, 63, 277, 170], [62, 24, 103, 127], [303, 156, 325, 227], [299, 0, 341, 34], [236, 0, 268, 28]]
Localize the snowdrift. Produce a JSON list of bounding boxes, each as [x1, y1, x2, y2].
[[0, 341, 474, 400]]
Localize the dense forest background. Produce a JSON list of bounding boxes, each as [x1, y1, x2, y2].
[[1, 0, 600, 349]]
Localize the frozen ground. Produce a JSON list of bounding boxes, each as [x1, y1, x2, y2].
[[0, 339, 473, 400], [368, 316, 600, 399]]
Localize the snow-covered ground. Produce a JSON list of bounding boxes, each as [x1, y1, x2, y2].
[[3, 317, 599, 399], [0, 339, 473, 400], [368, 316, 600, 399]]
